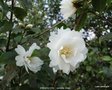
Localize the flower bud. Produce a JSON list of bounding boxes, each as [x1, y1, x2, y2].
[[25, 24, 33, 29]]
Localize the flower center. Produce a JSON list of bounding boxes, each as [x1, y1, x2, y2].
[[27, 56, 32, 61], [23, 56, 32, 63], [60, 47, 73, 58]]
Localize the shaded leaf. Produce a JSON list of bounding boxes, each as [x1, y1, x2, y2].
[[0, 21, 12, 33], [92, 0, 107, 12], [99, 33, 112, 41], [0, 51, 16, 64], [107, 0, 112, 6], [103, 67, 112, 77], [14, 7, 27, 21], [0, 39, 6, 47], [18, 0, 32, 10], [75, 12, 87, 31]]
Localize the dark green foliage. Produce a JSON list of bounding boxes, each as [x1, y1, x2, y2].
[[0, 0, 112, 90], [14, 7, 27, 21], [92, 0, 107, 12]]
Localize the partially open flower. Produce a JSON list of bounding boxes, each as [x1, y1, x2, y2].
[[47, 27, 88, 74], [60, 0, 77, 19], [15, 43, 43, 73]]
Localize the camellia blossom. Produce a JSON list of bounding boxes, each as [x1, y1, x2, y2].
[[15, 43, 43, 73], [47, 27, 88, 74], [60, 0, 77, 19]]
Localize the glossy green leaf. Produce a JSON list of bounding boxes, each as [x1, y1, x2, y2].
[[14, 7, 27, 21], [0, 21, 12, 33], [0, 51, 16, 64], [75, 12, 87, 31], [102, 56, 112, 61], [92, 0, 107, 12]]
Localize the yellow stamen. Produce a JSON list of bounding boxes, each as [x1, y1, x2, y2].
[[60, 47, 73, 58]]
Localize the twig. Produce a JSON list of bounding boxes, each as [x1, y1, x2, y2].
[[52, 71, 59, 90], [33, 20, 64, 38]]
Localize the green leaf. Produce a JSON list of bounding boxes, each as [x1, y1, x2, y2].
[[0, 1, 9, 16], [99, 33, 112, 42], [102, 56, 112, 61], [18, 0, 32, 10], [0, 21, 13, 33], [86, 66, 92, 71], [14, 7, 27, 21], [103, 67, 112, 77], [0, 39, 6, 47], [107, 0, 112, 6], [92, 0, 107, 12], [75, 12, 87, 31], [0, 51, 16, 64]]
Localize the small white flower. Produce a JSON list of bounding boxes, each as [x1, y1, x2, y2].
[[60, 0, 77, 19], [47, 27, 88, 74], [15, 43, 43, 73]]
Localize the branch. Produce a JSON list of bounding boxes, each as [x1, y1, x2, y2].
[[6, 0, 14, 51], [34, 20, 64, 38]]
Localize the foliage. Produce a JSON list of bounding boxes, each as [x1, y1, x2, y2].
[[0, 0, 112, 90]]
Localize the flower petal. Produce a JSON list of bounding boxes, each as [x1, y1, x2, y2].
[[15, 55, 25, 66], [70, 53, 85, 67], [60, 0, 77, 19], [15, 45, 26, 55], [27, 57, 43, 73], [26, 43, 40, 57], [59, 59, 70, 74]]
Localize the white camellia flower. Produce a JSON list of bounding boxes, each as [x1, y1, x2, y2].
[[15, 43, 43, 73], [47, 27, 88, 74], [60, 0, 77, 19]]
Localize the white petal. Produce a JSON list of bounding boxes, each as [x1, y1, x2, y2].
[[27, 57, 43, 73], [24, 62, 29, 73], [70, 64, 79, 72], [52, 66, 59, 73], [26, 43, 40, 57], [15, 45, 26, 55], [59, 59, 70, 74], [60, 0, 77, 19], [49, 50, 59, 67], [70, 53, 85, 67], [15, 55, 25, 66]]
